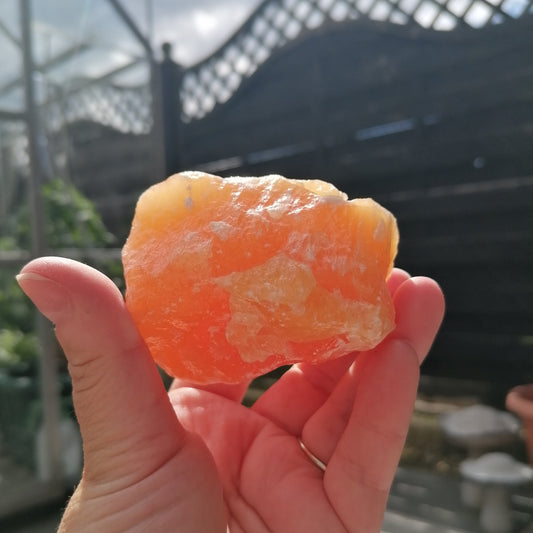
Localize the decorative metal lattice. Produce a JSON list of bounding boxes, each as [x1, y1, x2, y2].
[[44, 82, 152, 136], [0, 82, 151, 182], [181, 0, 533, 120]]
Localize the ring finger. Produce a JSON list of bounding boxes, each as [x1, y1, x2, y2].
[[252, 269, 412, 435], [300, 275, 444, 466]]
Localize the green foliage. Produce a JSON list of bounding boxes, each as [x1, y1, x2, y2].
[[0, 271, 35, 332], [0, 178, 116, 371], [1, 178, 114, 250], [44, 179, 115, 248], [0, 328, 38, 370]]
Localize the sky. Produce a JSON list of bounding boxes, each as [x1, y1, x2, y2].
[[148, 0, 262, 64], [2, 0, 261, 64], [0, 0, 261, 110]]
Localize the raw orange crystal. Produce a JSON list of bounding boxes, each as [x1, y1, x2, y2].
[[122, 172, 399, 384]]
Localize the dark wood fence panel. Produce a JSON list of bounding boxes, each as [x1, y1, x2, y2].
[[60, 10, 533, 386], [174, 16, 533, 385], [180, 19, 533, 180]]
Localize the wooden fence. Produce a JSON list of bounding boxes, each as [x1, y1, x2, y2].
[[172, 16, 533, 386], [68, 7, 533, 386]]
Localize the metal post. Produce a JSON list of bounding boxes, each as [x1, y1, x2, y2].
[[144, 0, 163, 176], [158, 43, 184, 175], [20, 0, 63, 484], [150, 57, 167, 180], [106, 0, 166, 180]]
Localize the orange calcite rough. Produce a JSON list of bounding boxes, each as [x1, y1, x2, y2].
[[122, 172, 399, 384]]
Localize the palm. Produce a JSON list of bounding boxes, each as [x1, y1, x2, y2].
[[170, 335, 423, 532], [172, 384, 340, 532]]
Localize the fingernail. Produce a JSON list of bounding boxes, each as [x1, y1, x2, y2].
[[16, 272, 73, 323]]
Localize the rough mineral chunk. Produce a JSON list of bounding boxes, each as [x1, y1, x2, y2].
[[122, 172, 399, 384]]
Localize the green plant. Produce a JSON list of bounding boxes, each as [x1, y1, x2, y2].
[[1, 178, 114, 251], [43, 178, 115, 249], [0, 328, 38, 369], [0, 178, 116, 371]]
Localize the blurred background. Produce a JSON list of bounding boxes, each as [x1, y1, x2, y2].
[[0, 0, 532, 531]]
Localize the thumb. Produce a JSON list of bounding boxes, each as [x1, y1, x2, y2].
[[17, 257, 185, 487]]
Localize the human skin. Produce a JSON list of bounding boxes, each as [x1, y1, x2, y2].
[[17, 258, 444, 533]]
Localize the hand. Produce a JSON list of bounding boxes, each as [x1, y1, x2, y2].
[[18, 258, 444, 533]]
